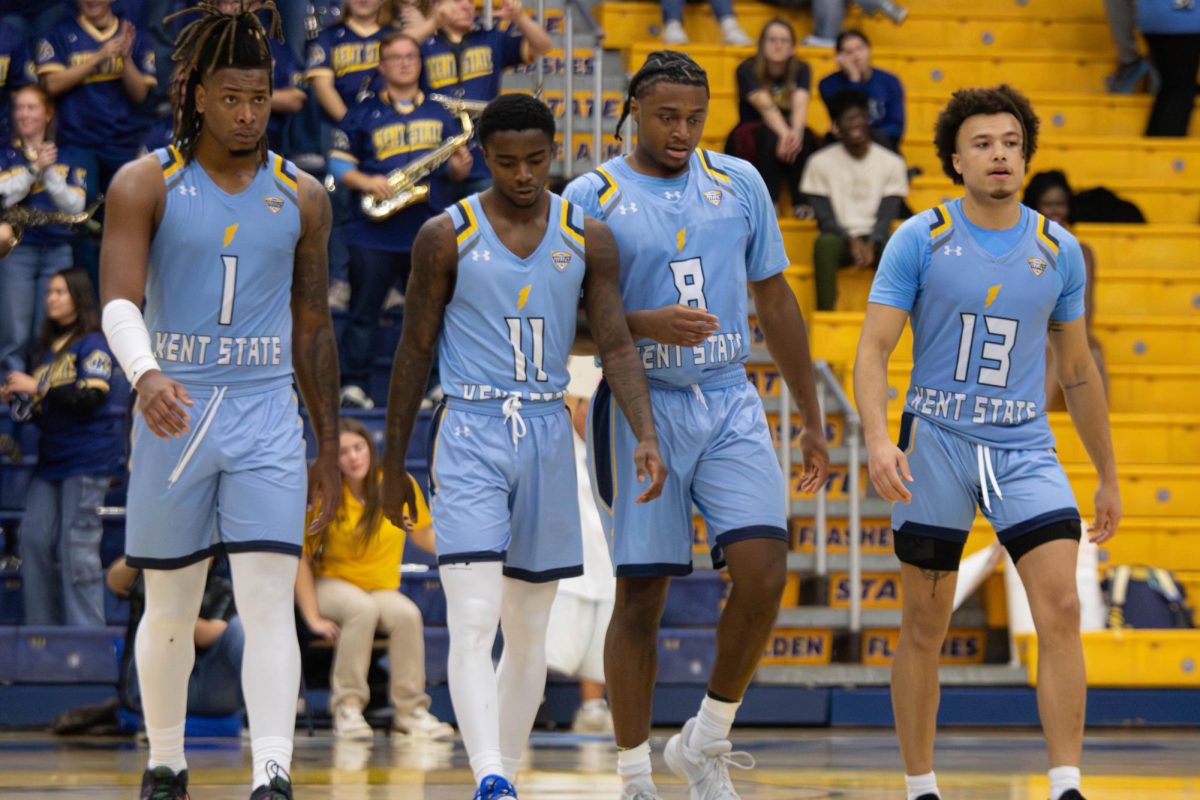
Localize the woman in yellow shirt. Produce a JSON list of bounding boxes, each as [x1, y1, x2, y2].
[[295, 418, 452, 740]]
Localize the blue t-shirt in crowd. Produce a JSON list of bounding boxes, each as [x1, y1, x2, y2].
[[267, 36, 304, 153], [305, 20, 385, 112], [0, 144, 87, 246], [36, 14, 157, 153], [818, 67, 905, 144], [30, 332, 130, 481], [1137, 0, 1200, 33]]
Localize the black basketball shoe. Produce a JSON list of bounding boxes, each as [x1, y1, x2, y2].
[[249, 762, 293, 800], [1055, 791, 1086, 800], [915, 795, 941, 800], [140, 766, 189, 799]]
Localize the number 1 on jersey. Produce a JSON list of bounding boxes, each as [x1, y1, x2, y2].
[[506, 317, 548, 382], [219, 254, 238, 326]]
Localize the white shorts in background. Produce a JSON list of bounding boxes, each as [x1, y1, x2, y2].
[[545, 593, 613, 684]]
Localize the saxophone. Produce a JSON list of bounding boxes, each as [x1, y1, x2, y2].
[[3, 196, 104, 248], [361, 94, 488, 220]]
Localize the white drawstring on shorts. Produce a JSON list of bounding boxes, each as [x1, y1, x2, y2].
[[691, 383, 709, 411], [167, 385, 225, 488], [976, 443, 1004, 512], [501, 394, 527, 450]]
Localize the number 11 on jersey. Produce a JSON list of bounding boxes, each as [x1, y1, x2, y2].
[[506, 317, 547, 382]]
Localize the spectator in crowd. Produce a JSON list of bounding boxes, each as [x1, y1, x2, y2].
[[818, 29, 904, 151], [0, 84, 87, 375], [110, 556, 247, 719], [295, 418, 453, 740], [800, 89, 907, 310], [306, 0, 392, 123], [330, 32, 470, 410], [657, 0, 752, 46], [1024, 170, 1108, 411], [0, 222, 15, 259], [36, 0, 157, 199], [0, 268, 128, 627], [725, 19, 819, 219], [801, 0, 908, 49], [1102, 0, 1150, 93], [1138, 0, 1200, 137], [545, 357, 615, 735], [265, 18, 307, 155], [0, 18, 33, 139], [407, 0, 552, 197]]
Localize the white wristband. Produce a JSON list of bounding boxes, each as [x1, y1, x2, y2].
[[101, 299, 160, 387]]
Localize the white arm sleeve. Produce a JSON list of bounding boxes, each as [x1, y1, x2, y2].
[[101, 299, 160, 387]]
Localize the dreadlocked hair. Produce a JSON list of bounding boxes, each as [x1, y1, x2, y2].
[[615, 50, 709, 141], [168, 0, 282, 163]]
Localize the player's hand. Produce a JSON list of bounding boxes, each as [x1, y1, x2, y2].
[[866, 435, 912, 503], [1090, 478, 1121, 544], [635, 305, 719, 347], [632, 437, 666, 503], [306, 451, 341, 533], [362, 175, 393, 202], [306, 615, 340, 642], [494, 0, 523, 23], [136, 370, 193, 439], [381, 461, 418, 528], [34, 143, 58, 173], [796, 424, 830, 495]]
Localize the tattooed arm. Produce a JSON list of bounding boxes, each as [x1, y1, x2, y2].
[[1048, 315, 1120, 543], [582, 217, 666, 503], [292, 171, 341, 532], [381, 215, 457, 526]]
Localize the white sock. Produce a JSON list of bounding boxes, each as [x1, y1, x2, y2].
[[501, 756, 520, 782], [497, 577, 559, 776], [617, 741, 654, 791], [905, 771, 939, 800], [229, 553, 301, 789], [441, 562, 506, 784], [1049, 765, 1081, 800], [687, 694, 741, 751], [137, 561, 208, 774]]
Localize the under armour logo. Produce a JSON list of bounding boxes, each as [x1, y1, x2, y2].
[[618, 202, 638, 215], [179, 185, 197, 196], [471, 249, 491, 261], [453, 425, 471, 437], [944, 245, 963, 256], [663, 190, 682, 200]]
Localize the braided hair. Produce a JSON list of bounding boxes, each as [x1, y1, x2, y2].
[[167, 0, 282, 162], [615, 50, 709, 141]]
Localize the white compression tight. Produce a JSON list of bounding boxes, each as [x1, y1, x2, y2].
[[136, 560, 209, 774], [228, 552, 301, 791], [440, 563, 559, 785]]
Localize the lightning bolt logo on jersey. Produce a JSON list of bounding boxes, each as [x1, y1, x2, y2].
[[438, 193, 587, 402], [563, 150, 790, 389], [144, 146, 302, 393], [869, 198, 1087, 450]]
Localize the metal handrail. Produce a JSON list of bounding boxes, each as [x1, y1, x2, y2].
[[562, 0, 605, 177], [813, 360, 864, 633]]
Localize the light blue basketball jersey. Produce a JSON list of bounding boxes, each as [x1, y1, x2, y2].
[[563, 150, 789, 390], [146, 146, 302, 393], [870, 198, 1087, 450], [438, 192, 587, 403]]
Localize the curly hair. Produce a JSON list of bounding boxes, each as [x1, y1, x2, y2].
[[477, 92, 556, 147], [933, 85, 1039, 184], [167, 0, 281, 163], [615, 50, 709, 141]]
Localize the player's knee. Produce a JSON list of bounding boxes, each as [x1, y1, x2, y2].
[[901, 614, 950, 654], [1035, 592, 1082, 644]]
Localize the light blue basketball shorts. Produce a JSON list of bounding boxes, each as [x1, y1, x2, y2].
[[125, 380, 307, 569], [892, 411, 1080, 550], [587, 377, 788, 577], [427, 397, 582, 583]]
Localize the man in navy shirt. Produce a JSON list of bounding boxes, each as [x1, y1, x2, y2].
[[407, 0, 550, 196], [329, 31, 471, 408], [818, 29, 905, 151]]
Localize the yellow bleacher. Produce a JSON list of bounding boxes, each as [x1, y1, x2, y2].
[[600, 0, 1200, 684]]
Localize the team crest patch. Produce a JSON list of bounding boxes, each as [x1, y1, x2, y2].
[[264, 196, 284, 214], [84, 351, 112, 377], [551, 250, 572, 271], [704, 189, 722, 206], [1028, 257, 1047, 276]]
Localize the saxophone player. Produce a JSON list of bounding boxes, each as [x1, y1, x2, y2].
[[330, 31, 471, 409]]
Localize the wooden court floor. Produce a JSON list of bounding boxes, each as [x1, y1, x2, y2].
[[0, 729, 1196, 798]]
